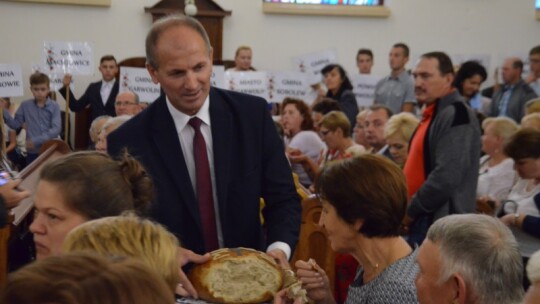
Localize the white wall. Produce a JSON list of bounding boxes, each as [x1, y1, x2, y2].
[[0, 0, 538, 103]]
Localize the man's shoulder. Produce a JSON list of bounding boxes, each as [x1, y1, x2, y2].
[[375, 76, 389, 87], [517, 81, 538, 97], [436, 92, 477, 127]]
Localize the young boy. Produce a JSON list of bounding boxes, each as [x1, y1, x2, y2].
[[2, 73, 61, 164]]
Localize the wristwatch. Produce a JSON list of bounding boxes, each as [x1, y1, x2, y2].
[[513, 213, 520, 226]]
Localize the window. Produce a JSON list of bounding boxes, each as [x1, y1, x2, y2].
[[262, 0, 390, 17]]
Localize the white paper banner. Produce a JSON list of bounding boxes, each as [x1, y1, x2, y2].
[[0, 64, 24, 97], [293, 50, 337, 85], [119, 67, 161, 103], [267, 71, 310, 103], [31, 63, 74, 92], [43, 41, 93, 75], [225, 71, 268, 100], [351, 74, 381, 108], [211, 65, 225, 89]]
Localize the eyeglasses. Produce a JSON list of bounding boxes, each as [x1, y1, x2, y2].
[[115, 101, 137, 106], [319, 130, 331, 136]]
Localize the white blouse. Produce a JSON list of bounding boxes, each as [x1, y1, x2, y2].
[[476, 156, 516, 200]]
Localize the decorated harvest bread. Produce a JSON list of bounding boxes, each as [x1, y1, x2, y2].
[[188, 248, 284, 303]]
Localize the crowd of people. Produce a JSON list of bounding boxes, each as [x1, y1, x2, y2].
[[1, 13, 540, 304]]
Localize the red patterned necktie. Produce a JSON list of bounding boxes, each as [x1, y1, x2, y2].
[[188, 117, 219, 251]]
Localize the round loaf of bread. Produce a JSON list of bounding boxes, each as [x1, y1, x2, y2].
[[188, 247, 283, 303]]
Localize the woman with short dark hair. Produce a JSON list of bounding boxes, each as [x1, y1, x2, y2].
[[499, 129, 540, 238], [453, 60, 490, 114], [294, 154, 419, 304], [321, 64, 358, 126]]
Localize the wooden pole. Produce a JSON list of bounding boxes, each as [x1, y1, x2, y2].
[[64, 87, 70, 145], [0, 106, 6, 156]]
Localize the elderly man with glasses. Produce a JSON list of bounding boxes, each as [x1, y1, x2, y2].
[[115, 90, 141, 116]]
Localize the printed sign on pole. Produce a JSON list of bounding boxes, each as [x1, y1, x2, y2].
[[0, 64, 24, 97], [351, 74, 381, 108], [225, 71, 268, 100], [293, 50, 337, 85], [267, 71, 310, 103], [212, 65, 225, 89], [119, 67, 161, 103], [43, 41, 93, 75]]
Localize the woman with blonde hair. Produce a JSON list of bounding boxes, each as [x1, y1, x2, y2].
[[522, 112, 540, 131], [525, 250, 540, 303], [383, 112, 419, 167], [64, 214, 180, 294], [477, 117, 519, 200], [0, 252, 174, 304]]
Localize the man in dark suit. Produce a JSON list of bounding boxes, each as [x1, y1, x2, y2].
[[489, 57, 537, 122], [58, 55, 119, 122], [107, 15, 301, 298]]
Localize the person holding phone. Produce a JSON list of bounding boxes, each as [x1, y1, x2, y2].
[[0, 177, 31, 228]]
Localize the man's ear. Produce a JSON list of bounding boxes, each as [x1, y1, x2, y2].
[[146, 63, 160, 85], [353, 218, 364, 232], [445, 73, 455, 86], [450, 273, 467, 304]]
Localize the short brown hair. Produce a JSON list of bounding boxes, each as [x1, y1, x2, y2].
[[39, 151, 153, 219], [504, 128, 540, 160], [320, 111, 351, 137], [146, 14, 211, 69], [282, 98, 314, 132], [393, 43, 410, 58], [29, 72, 49, 87], [0, 252, 174, 304], [315, 154, 407, 237], [235, 45, 252, 57], [100, 55, 117, 65], [530, 45, 540, 56], [369, 104, 393, 118], [421, 51, 455, 76], [356, 48, 373, 60]]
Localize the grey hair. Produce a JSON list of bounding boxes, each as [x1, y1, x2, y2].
[[427, 214, 524, 304], [116, 90, 140, 104], [145, 14, 212, 69], [528, 250, 540, 283], [102, 115, 133, 135], [89, 115, 112, 143], [129, 90, 140, 104]]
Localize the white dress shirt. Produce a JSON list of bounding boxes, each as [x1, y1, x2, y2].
[[100, 80, 115, 105]]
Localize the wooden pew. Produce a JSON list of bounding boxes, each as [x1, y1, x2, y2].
[[290, 194, 336, 293], [0, 140, 70, 285]]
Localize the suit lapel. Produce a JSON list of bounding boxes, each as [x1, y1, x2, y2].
[[209, 88, 233, 231], [150, 96, 201, 228]]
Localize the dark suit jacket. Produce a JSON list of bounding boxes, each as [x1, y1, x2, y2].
[[489, 79, 538, 122], [58, 80, 118, 121], [108, 87, 301, 254]]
